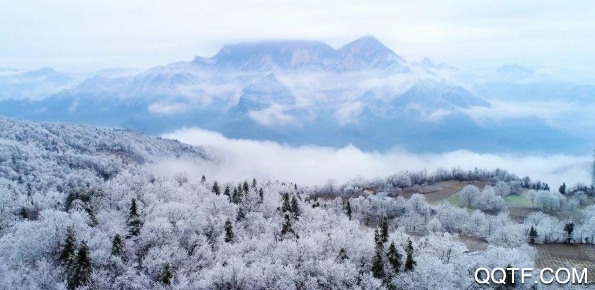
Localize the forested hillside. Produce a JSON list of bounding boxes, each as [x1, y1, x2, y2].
[[0, 117, 588, 289]]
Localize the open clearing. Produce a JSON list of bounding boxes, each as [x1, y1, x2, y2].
[[534, 244, 595, 283], [401, 180, 487, 204]]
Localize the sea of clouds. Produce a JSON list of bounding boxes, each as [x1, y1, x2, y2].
[[151, 128, 593, 188]]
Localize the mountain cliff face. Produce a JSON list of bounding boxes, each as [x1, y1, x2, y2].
[[0, 36, 590, 153]]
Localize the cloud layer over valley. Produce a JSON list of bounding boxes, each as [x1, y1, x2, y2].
[[157, 128, 592, 188]]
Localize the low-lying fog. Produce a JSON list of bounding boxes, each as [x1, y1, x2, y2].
[[153, 128, 592, 188]]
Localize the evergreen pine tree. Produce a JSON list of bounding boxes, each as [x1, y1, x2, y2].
[[338, 248, 349, 261], [380, 216, 389, 244], [290, 196, 300, 217], [20, 207, 28, 219], [67, 241, 92, 290], [159, 263, 173, 285], [281, 193, 291, 212], [529, 226, 538, 244], [252, 178, 257, 188], [231, 188, 240, 204], [386, 242, 402, 274], [371, 247, 385, 279], [236, 207, 245, 222], [559, 182, 567, 194], [201, 175, 206, 184], [294, 184, 298, 191], [281, 214, 296, 238], [404, 239, 416, 272], [224, 219, 234, 243], [127, 198, 142, 238], [504, 264, 515, 289], [564, 223, 575, 243], [224, 185, 230, 198], [212, 181, 220, 195], [258, 188, 264, 202], [243, 181, 249, 193], [346, 200, 352, 220], [374, 228, 382, 249], [111, 234, 123, 257], [85, 207, 98, 227], [59, 226, 77, 266]]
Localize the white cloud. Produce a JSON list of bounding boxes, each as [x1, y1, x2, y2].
[[157, 127, 592, 187], [462, 101, 595, 137], [334, 101, 363, 125], [248, 104, 295, 126]]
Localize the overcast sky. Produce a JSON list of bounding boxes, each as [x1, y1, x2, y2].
[[1, 0, 594, 74]]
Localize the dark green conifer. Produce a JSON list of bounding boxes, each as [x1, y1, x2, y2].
[[66, 241, 92, 290], [59, 226, 77, 266], [212, 181, 220, 195], [386, 242, 402, 274], [127, 198, 142, 238], [371, 247, 385, 279], [338, 248, 349, 261], [224, 219, 234, 243], [380, 216, 389, 244], [224, 185, 230, 197], [111, 234, 123, 257], [243, 181, 249, 193], [290, 196, 300, 217], [281, 193, 291, 212], [346, 200, 352, 220], [404, 239, 416, 272], [159, 263, 173, 285]]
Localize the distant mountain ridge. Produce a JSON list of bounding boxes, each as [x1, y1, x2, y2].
[[0, 36, 592, 154], [193, 36, 410, 72]]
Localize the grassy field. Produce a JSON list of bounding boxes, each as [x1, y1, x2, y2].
[[505, 194, 533, 207]]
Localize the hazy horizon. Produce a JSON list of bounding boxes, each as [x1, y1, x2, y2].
[[1, 0, 594, 78]]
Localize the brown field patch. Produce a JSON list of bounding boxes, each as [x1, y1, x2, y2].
[[534, 244, 595, 282], [400, 180, 488, 203]]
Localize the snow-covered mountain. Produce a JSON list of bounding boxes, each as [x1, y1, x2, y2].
[[192, 36, 410, 73], [0, 67, 79, 100], [0, 36, 592, 153]]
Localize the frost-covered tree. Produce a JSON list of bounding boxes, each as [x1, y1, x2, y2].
[[458, 184, 480, 207]]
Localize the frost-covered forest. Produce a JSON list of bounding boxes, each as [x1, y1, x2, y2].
[[0, 116, 593, 289]]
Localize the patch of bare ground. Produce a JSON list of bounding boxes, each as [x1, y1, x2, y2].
[[401, 180, 488, 203], [534, 244, 595, 283], [508, 207, 542, 222], [456, 236, 489, 252]]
